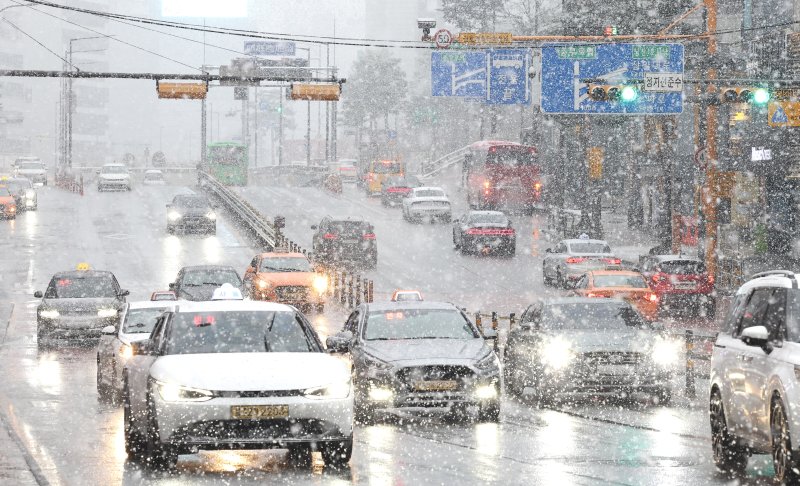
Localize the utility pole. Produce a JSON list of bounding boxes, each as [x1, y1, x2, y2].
[[278, 87, 284, 166], [703, 0, 719, 279]]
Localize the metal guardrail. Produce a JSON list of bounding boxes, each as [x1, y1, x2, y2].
[[199, 171, 374, 308], [419, 146, 470, 179], [250, 165, 330, 187], [54, 173, 83, 195]]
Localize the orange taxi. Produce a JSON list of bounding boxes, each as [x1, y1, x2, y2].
[[570, 270, 659, 320], [243, 251, 327, 313], [0, 186, 17, 220]]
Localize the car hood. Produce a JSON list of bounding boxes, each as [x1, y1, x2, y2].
[[150, 353, 349, 391], [258, 272, 315, 287], [177, 286, 217, 301], [364, 338, 490, 364], [542, 329, 657, 353], [39, 297, 120, 311]]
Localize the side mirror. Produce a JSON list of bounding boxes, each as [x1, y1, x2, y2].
[[101, 325, 116, 336], [326, 331, 353, 353], [34, 291, 43, 298], [311, 225, 318, 230], [168, 282, 175, 290], [119, 289, 130, 297], [130, 340, 152, 356], [741, 325, 769, 348], [482, 328, 498, 340]]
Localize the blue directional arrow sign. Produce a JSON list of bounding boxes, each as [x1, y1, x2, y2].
[[541, 43, 684, 114], [487, 49, 530, 105], [431, 51, 488, 98]]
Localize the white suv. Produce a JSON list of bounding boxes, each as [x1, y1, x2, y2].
[[709, 270, 800, 482]]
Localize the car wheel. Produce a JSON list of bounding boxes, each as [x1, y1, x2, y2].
[[446, 403, 470, 424], [543, 264, 552, 286], [320, 438, 353, 468], [123, 382, 146, 461], [505, 245, 516, 258], [96, 356, 108, 399], [772, 398, 800, 484], [556, 270, 566, 289], [36, 326, 50, 350], [710, 389, 748, 476], [143, 393, 178, 470], [286, 444, 312, 468], [453, 231, 461, 249], [503, 362, 522, 398], [704, 297, 716, 319], [478, 401, 501, 422]]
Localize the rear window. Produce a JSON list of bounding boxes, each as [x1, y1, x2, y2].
[[415, 189, 445, 198], [569, 243, 611, 254], [658, 260, 705, 275], [329, 221, 370, 234], [485, 148, 535, 167], [468, 213, 508, 225]]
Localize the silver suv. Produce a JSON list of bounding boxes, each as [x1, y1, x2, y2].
[[709, 270, 800, 482]]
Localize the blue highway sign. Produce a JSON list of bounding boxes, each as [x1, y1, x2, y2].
[[541, 43, 684, 114], [487, 49, 530, 105], [432, 51, 488, 98]]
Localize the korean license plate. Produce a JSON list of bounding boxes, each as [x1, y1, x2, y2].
[[597, 365, 632, 376], [414, 380, 457, 392], [230, 405, 289, 420], [673, 282, 697, 290]]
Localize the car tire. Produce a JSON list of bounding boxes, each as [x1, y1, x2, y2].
[[286, 444, 312, 467], [710, 389, 749, 476], [36, 326, 50, 350], [320, 438, 352, 468], [478, 401, 501, 422], [143, 393, 178, 470], [543, 264, 552, 286], [96, 356, 111, 401], [704, 297, 716, 319], [123, 382, 146, 461], [441, 214, 451, 223], [505, 245, 516, 258], [556, 270, 566, 289], [772, 398, 800, 484]]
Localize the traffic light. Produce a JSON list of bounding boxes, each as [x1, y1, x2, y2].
[[587, 84, 639, 102], [720, 87, 770, 105]]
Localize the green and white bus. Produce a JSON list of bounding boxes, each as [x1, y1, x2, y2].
[[206, 142, 248, 186]]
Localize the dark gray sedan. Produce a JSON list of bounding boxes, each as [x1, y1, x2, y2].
[[504, 298, 680, 405], [166, 194, 216, 234], [169, 265, 242, 301], [327, 301, 501, 423], [35, 269, 129, 347]]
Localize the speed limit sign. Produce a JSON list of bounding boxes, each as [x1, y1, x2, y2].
[[434, 29, 453, 49]]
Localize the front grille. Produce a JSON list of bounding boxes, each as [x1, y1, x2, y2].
[[581, 352, 642, 365], [396, 365, 475, 392], [215, 389, 303, 398], [274, 286, 309, 300], [172, 418, 336, 444]]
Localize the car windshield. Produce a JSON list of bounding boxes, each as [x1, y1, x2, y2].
[[260, 257, 312, 273], [122, 307, 169, 334], [415, 189, 445, 198], [166, 311, 317, 354], [181, 269, 241, 287], [468, 213, 507, 225], [45, 275, 117, 298], [174, 196, 209, 208], [329, 221, 370, 235], [592, 275, 648, 288], [658, 260, 706, 275], [364, 308, 477, 340], [18, 162, 43, 170], [101, 166, 127, 174], [539, 303, 650, 330], [569, 242, 612, 254]]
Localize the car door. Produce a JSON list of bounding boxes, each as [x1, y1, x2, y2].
[[713, 291, 750, 434], [726, 288, 773, 440], [127, 315, 168, 418], [544, 241, 566, 278], [744, 288, 787, 447]]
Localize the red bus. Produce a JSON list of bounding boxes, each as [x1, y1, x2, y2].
[[463, 141, 542, 213]]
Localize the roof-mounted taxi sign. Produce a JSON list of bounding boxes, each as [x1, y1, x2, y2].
[[211, 283, 244, 301], [76, 263, 91, 271]]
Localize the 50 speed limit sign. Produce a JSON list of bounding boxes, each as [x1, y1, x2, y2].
[[434, 29, 453, 49]]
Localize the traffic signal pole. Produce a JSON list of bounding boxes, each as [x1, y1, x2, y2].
[[703, 0, 719, 280]]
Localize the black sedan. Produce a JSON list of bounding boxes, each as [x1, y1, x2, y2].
[[169, 265, 242, 301], [380, 175, 421, 207], [452, 210, 516, 256], [166, 194, 217, 234]]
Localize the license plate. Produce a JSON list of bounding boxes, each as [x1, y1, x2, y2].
[[414, 380, 457, 392], [597, 365, 633, 376], [230, 405, 289, 420], [673, 283, 697, 290], [342, 239, 358, 244]]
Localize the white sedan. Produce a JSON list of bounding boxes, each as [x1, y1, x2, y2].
[[96, 301, 175, 402], [542, 238, 620, 288], [402, 186, 452, 223], [122, 295, 353, 470]]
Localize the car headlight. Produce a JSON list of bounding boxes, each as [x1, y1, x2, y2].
[[39, 309, 60, 319], [475, 384, 498, 399], [312, 275, 328, 294], [97, 308, 118, 318], [368, 386, 394, 401], [475, 351, 500, 372], [539, 336, 575, 371], [652, 338, 682, 367], [155, 380, 214, 402], [168, 211, 182, 221], [257, 280, 270, 290], [304, 379, 351, 399], [362, 353, 392, 371], [205, 211, 216, 220], [25, 189, 35, 199], [119, 344, 133, 360]]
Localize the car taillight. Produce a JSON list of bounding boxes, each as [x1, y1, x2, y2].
[[707, 274, 715, 285], [648, 293, 659, 302], [363, 233, 376, 240], [467, 229, 483, 235], [323, 233, 338, 240], [652, 273, 664, 283], [368, 174, 374, 181], [587, 292, 597, 298], [602, 258, 621, 265], [566, 257, 586, 264], [534, 182, 542, 191]]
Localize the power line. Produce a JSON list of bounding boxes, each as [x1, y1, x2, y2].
[[10, 0, 202, 71], [2, 17, 77, 69]]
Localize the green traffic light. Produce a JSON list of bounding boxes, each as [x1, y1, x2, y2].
[[753, 88, 770, 105], [620, 85, 638, 102]]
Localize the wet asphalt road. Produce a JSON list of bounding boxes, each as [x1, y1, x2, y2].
[[0, 182, 781, 485]]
